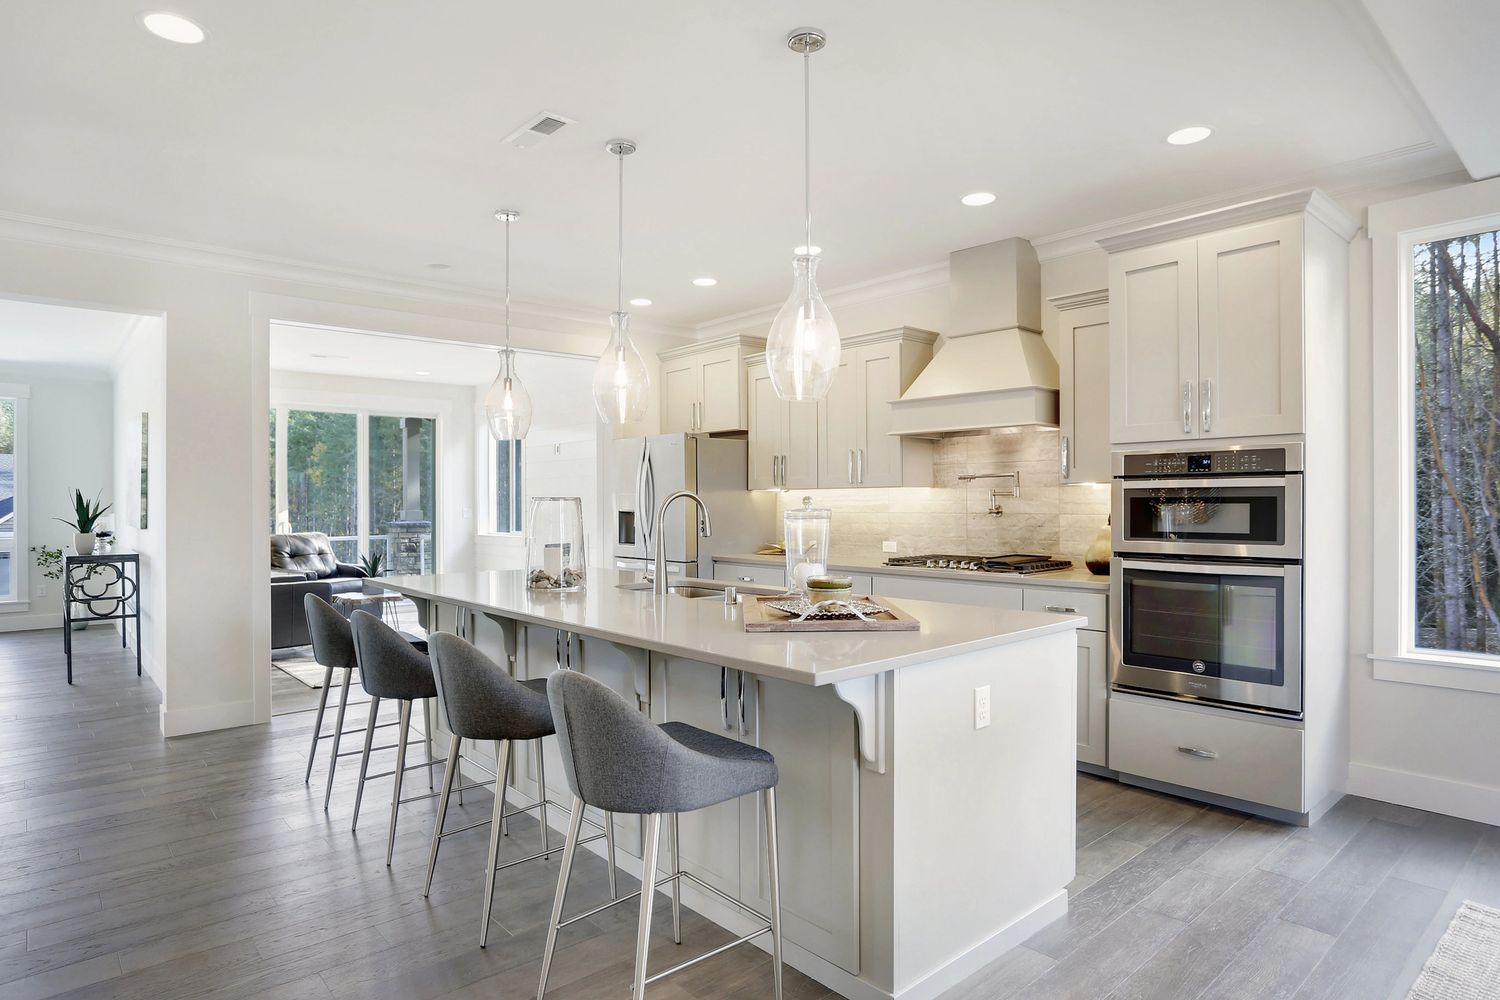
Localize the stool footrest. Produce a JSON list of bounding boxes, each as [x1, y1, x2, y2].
[[493, 832, 602, 874], [643, 925, 771, 988], [336, 743, 398, 757]]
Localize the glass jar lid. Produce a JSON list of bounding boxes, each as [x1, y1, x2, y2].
[[783, 495, 831, 520]]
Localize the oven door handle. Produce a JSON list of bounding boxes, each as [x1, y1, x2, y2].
[[1115, 557, 1296, 578], [1119, 475, 1296, 492]]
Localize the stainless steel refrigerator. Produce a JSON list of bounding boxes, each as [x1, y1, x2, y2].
[[611, 433, 775, 578]]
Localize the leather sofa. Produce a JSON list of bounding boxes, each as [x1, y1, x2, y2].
[[270, 532, 368, 649]]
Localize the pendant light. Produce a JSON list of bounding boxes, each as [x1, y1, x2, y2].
[[591, 139, 650, 425], [767, 27, 840, 402], [483, 209, 534, 441]]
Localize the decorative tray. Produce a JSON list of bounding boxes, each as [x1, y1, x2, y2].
[[742, 594, 920, 632]]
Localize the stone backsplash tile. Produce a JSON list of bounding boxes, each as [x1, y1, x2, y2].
[[775, 427, 1110, 565]]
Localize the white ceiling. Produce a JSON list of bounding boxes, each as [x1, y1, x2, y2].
[[0, 298, 141, 368], [0, 2, 1471, 326]]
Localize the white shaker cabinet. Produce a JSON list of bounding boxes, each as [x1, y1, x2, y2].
[[1104, 193, 1351, 444], [658, 335, 765, 434], [816, 328, 937, 489], [1051, 291, 1111, 484], [746, 356, 818, 490]]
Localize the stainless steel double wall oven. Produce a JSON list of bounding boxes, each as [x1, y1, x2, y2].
[[1110, 444, 1304, 716]]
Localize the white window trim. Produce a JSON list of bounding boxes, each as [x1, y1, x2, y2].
[[482, 429, 525, 537], [0, 382, 31, 612], [1369, 177, 1500, 693]]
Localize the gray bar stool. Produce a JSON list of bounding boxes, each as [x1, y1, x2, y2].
[[537, 670, 784, 1000], [303, 594, 412, 810], [349, 610, 453, 863], [424, 632, 618, 947]]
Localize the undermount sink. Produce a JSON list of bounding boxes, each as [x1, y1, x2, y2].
[[617, 580, 729, 598]]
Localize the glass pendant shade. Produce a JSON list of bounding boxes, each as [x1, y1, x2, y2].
[[767, 253, 841, 401], [484, 349, 533, 441], [591, 310, 649, 425]]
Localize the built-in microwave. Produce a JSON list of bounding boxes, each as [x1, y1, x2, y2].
[[1110, 557, 1302, 716]]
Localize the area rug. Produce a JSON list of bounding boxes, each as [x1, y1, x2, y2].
[[1407, 900, 1500, 1000], [272, 651, 360, 690]]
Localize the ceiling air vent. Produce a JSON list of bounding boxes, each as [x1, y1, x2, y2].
[[504, 111, 575, 150]]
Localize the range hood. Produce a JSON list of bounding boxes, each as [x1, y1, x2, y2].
[[889, 238, 1059, 437]]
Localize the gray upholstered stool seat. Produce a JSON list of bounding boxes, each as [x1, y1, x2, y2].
[[424, 632, 618, 949], [539, 670, 784, 1000], [302, 594, 432, 813]]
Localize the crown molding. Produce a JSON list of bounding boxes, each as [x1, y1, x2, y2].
[[1048, 289, 1108, 311], [658, 332, 767, 360], [692, 260, 949, 341], [1095, 189, 1362, 254], [0, 208, 694, 339]]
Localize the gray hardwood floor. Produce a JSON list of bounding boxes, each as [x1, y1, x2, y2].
[[4, 627, 1499, 1000]]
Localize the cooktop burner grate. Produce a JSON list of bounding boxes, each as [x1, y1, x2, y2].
[[884, 553, 1074, 575]]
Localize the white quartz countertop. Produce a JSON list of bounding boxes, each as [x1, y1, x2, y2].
[[376, 569, 1084, 687], [714, 552, 1111, 592]]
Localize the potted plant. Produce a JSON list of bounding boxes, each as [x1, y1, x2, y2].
[[55, 489, 112, 555], [359, 551, 385, 578]]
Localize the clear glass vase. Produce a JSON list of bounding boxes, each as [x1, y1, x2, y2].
[[526, 497, 587, 592]]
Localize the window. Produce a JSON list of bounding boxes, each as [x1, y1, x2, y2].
[[0, 385, 28, 606], [494, 439, 524, 533], [1411, 227, 1500, 657]]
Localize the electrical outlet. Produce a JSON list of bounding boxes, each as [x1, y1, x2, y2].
[[974, 685, 991, 729], [881, 540, 898, 554], [37, 583, 47, 597]]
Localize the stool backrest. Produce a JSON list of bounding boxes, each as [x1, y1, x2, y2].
[[350, 610, 432, 699], [427, 632, 550, 741], [546, 669, 683, 814], [303, 594, 355, 670]]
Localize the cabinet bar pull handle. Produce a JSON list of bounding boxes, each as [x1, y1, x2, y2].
[[738, 575, 753, 583], [1201, 379, 1212, 433], [737, 671, 747, 737], [1060, 436, 1070, 480], [1182, 381, 1194, 435], [857, 448, 865, 484], [720, 668, 731, 731], [847, 448, 854, 484], [1177, 746, 1218, 759], [1044, 605, 1077, 614]]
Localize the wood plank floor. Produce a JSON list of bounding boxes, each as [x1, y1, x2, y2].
[[5, 628, 1499, 1000]]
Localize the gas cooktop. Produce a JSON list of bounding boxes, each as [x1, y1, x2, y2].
[[884, 553, 1074, 575]]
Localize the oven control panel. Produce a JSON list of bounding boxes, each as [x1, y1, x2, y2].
[[1118, 447, 1296, 478]]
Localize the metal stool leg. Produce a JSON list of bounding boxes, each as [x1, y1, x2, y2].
[[352, 695, 382, 830], [322, 666, 354, 811], [385, 699, 412, 865], [536, 738, 550, 858], [479, 739, 513, 948], [669, 813, 682, 944], [631, 814, 664, 999], [304, 665, 334, 784], [605, 812, 618, 899], [765, 788, 784, 1000], [424, 697, 435, 791], [537, 797, 586, 1000], [424, 733, 462, 897]]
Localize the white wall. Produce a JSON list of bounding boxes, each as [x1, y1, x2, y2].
[[270, 368, 478, 575], [0, 363, 115, 632], [110, 318, 166, 684]]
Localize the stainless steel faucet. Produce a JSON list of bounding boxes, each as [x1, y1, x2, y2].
[[652, 490, 713, 595]]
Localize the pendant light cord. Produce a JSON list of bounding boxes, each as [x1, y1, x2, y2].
[[804, 50, 812, 253], [504, 217, 512, 359], [617, 150, 625, 314]]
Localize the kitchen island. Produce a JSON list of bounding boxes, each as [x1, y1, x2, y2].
[[378, 569, 1081, 1000]]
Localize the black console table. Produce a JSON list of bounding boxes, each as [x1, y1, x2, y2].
[[62, 552, 142, 684]]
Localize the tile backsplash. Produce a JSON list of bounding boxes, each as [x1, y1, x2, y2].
[[774, 427, 1110, 566]]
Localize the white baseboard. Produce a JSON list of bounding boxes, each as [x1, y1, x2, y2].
[[1348, 761, 1500, 827], [161, 699, 256, 737], [0, 611, 63, 632], [894, 890, 1069, 1000]]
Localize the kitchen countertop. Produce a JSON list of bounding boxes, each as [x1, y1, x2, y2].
[[714, 551, 1112, 592], [376, 569, 1085, 687]]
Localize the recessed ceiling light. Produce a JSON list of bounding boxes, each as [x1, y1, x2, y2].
[[629, 297, 652, 307], [960, 192, 997, 207], [1166, 125, 1212, 146], [794, 245, 823, 256], [425, 262, 451, 270], [140, 12, 205, 44], [414, 370, 431, 376], [692, 277, 718, 287]]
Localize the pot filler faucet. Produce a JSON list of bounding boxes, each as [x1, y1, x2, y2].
[[653, 490, 713, 595]]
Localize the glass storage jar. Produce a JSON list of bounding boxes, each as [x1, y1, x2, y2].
[[784, 495, 831, 595], [526, 496, 587, 592]]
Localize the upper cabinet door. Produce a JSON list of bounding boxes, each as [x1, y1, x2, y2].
[[817, 355, 859, 488], [697, 345, 745, 433], [746, 362, 781, 491], [856, 343, 903, 488], [1196, 218, 1305, 439], [783, 397, 820, 490], [1057, 299, 1111, 484], [660, 358, 699, 434], [1110, 239, 1199, 443]]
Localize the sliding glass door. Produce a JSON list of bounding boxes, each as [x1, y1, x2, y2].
[[274, 408, 437, 572], [0, 394, 17, 601]]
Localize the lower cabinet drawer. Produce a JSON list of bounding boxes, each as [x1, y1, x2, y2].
[[1108, 696, 1304, 812], [1022, 587, 1107, 632], [713, 562, 787, 588]]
